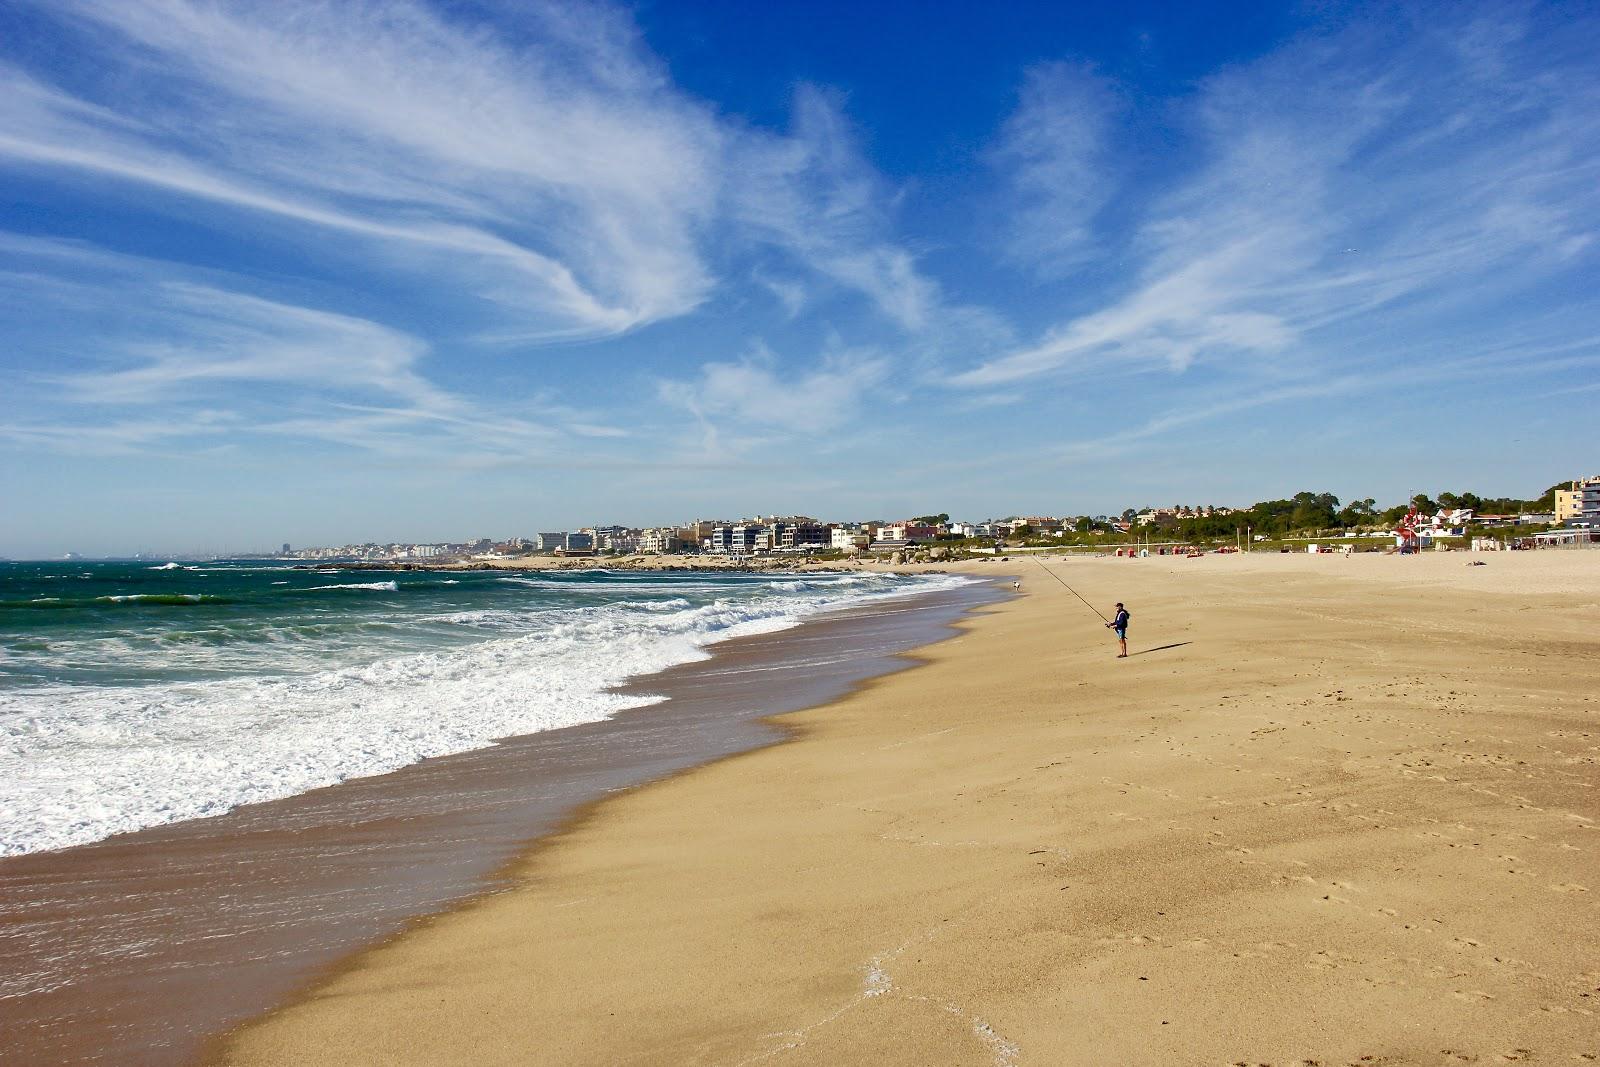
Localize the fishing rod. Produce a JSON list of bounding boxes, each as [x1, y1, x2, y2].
[[1028, 556, 1111, 624]]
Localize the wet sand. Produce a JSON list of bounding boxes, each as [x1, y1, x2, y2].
[[0, 579, 1004, 1066], [216, 551, 1599, 1066]]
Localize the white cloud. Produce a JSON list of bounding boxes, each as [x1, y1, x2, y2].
[[1, 1, 954, 343], [68, 284, 445, 408], [731, 86, 942, 331], [0, 237, 606, 459], [660, 345, 888, 443], [991, 61, 1122, 273], [3, 1, 722, 337], [956, 10, 1600, 388], [0, 416, 235, 456]]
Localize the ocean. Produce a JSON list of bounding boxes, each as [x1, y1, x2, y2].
[[0, 560, 972, 857]]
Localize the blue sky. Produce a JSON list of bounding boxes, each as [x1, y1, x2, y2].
[[2, 0, 1596, 556]]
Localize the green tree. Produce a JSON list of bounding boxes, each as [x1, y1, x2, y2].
[[1290, 491, 1339, 531], [1337, 498, 1377, 526], [1533, 482, 1568, 511]]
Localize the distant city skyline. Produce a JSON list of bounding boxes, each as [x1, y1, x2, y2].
[[3, 1, 1598, 557]]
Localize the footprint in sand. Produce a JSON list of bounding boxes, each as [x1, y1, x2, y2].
[[1550, 883, 1589, 893]]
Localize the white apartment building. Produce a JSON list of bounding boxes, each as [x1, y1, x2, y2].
[[638, 528, 684, 554], [831, 526, 869, 550], [601, 532, 641, 553], [708, 523, 765, 554]]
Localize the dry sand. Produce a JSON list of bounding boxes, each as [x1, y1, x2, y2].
[[216, 552, 1600, 1066]]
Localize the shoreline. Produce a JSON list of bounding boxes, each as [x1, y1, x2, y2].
[[217, 552, 1599, 1065], [0, 573, 1006, 1066], [307, 554, 973, 574]]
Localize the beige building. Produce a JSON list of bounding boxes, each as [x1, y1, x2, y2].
[[637, 528, 684, 554], [1554, 482, 1585, 522]]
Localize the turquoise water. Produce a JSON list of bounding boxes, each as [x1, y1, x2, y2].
[[0, 560, 969, 855]]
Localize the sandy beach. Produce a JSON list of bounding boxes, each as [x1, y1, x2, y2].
[[216, 552, 1600, 1066], [0, 577, 996, 1066]]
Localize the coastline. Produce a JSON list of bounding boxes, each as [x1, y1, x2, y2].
[[0, 572, 1004, 1066], [216, 552, 1599, 1066]]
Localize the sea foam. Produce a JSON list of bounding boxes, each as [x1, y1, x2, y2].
[[0, 572, 973, 855]]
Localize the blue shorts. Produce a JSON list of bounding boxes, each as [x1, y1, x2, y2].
[[1114, 627, 1127, 639]]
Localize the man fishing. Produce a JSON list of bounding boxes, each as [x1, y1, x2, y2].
[[1105, 602, 1130, 658]]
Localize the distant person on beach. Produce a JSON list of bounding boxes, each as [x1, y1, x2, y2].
[[1106, 602, 1130, 658]]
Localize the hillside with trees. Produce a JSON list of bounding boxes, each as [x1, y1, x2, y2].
[[1029, 484, 1568, 547]]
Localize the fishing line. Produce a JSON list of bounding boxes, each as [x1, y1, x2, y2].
[[1028, 556, 1110, 623]]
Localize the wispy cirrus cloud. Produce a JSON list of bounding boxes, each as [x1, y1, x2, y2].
[[0, 0, 956, 470], [0, 234, 618, 460], [990, 61, 1122, 275], [66, 285, 446, 409], [658, 342, 888, 456], [731, 85, 944, 332], [2, 0, 722, 338], [956, 9, 1600, 389], [2, 0, 950, 343]]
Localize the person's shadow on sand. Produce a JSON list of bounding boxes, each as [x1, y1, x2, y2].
[[1131, 642, 1192, 656]]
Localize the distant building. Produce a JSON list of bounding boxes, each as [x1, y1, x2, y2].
[[638, 528, 684, 554], [1555, 477, 1600, 524], [684, 520, 723, 545], [1555, 485, 1583, 522], [281, 542, 291, 555], [731, 523, 765, 554], [536, 532, 566, 551], [706, 522, 766, 554], [831, 526, 869, 550], [768, 517, 828, 551], [880, 522, 938, 543], [564, 532, 594, 552]]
